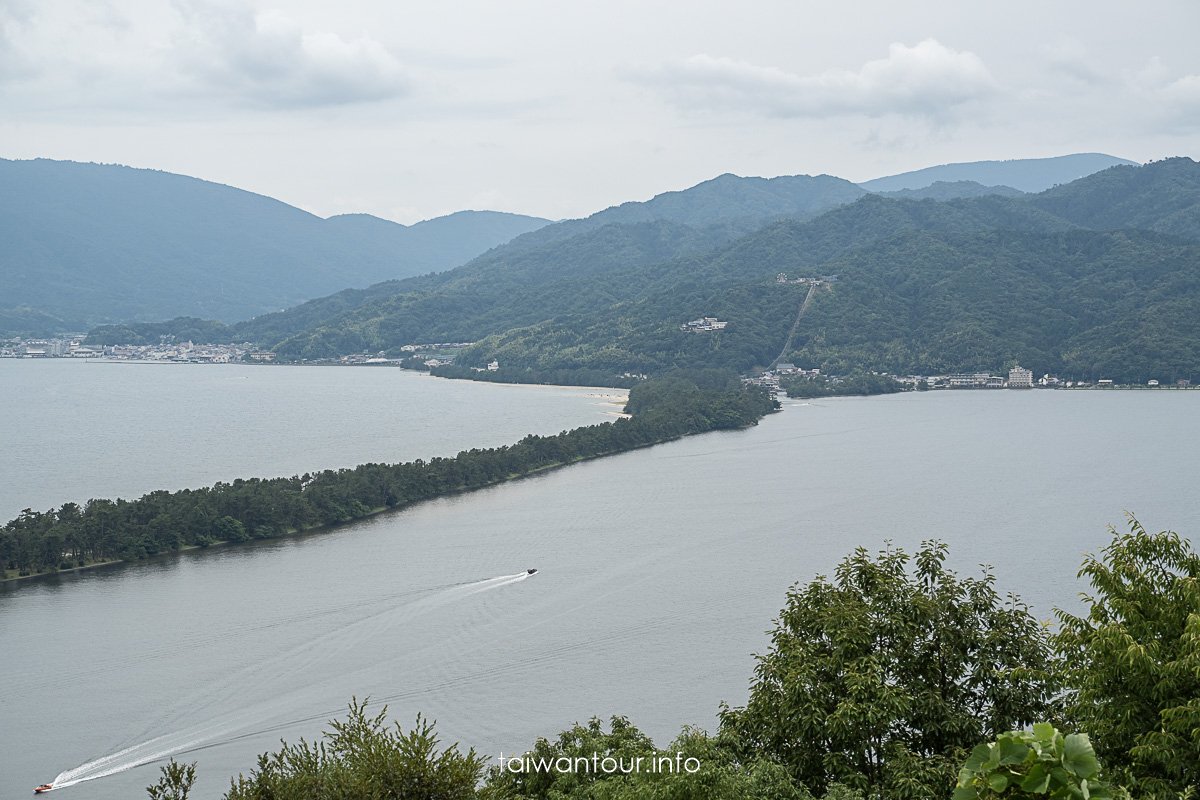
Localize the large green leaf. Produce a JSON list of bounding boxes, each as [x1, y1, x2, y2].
[[1021, 762, 1052, 794], [997, 736, 1030, 766], [953, 785, 980, 800], [1062, 734, 1099, 779], [964, 744, 992, 772]]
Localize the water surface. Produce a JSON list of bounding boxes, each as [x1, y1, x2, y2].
[[0, 359, 624, 520], [2, 378, 1197, 800]]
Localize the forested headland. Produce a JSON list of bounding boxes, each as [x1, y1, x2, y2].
[[779, 372, 908, 398], [427, 363, 643, 389], [145, 516, 1200, 800], [0, 372, 774, 580]]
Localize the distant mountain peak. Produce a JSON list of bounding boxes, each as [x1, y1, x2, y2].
[[0, 159, 553, 334], [860, 153, 1137, 194]]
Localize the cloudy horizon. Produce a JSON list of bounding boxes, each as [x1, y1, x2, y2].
[[1, 0, 1197, 224]]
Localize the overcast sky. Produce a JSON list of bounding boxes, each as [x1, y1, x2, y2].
[[2, 0, 1198, 223]]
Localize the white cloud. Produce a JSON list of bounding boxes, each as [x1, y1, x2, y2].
[[1118, 57, 1200, 127], [169, 1, 410, 109], [1042, 38, 1106, 86], [627, 39, 996, 121], [0, 0, 37, 82], [1163, 73, 1200, 103]]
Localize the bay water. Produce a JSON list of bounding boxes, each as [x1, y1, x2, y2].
[[2, 361, 1197, 799]]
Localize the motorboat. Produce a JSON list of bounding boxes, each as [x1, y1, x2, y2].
[[527, 568, 537, 574], [34, 785, 53, 794]]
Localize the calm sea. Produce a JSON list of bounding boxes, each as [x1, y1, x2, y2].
[[2, 361, 1197, 799]]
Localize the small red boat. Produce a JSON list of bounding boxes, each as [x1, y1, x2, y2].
[[34, 785, 53, 794]]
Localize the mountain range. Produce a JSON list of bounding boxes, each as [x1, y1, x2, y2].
[[5, 153, 1139, 337], [20, 151, 1200, 382], [81, 156, 1200, 383], [859, 153, 1136, 193], [0, 158, 549, 333]]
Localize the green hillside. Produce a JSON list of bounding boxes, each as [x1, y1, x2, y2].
[[254, 191, 1077, 359], [785, 229, 1200, 382], [1029, 157, 1200, 238], [447, 229, 1200, 383], [87, 157, 1200, 383], [489, 172, 867, 254], [876, 180, 1024, 200]]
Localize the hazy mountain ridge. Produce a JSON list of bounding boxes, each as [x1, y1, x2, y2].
[[859, 153, 1137, 193], [92, 172, 876, 347], [875, 180, 1025, 201], [0, 158, 550, 334]]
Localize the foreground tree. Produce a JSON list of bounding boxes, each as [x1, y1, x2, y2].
[[720, 541, 1059, 800], [480, 716, 840, 800], [1055, 515, 1200, 799], [147, 759, 197, 800], [223, 699, 485, 800], [952, 724, 1113, 800]]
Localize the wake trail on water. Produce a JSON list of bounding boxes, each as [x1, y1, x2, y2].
[[47, 571, 533, 790], [50, 720, 236, 789]]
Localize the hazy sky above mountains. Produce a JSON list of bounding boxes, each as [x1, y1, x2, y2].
[[1, 0, 1197, 223]]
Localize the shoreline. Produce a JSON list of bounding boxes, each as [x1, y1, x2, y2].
[[424, 372, 632, 395], [1, 409, 761, 588]]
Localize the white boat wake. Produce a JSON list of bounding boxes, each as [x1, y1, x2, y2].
[[45, 571, 535, 790]]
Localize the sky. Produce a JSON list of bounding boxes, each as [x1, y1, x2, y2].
[[1, 0, 1198, 224]]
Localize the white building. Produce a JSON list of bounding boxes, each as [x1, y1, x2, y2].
[[947, 373, 1003, 389], [1008, 365, 1033, 388], [680, 317, 728, 332]]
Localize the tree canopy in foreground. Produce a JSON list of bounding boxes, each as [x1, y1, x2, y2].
[[146, 517, 1198, 800]]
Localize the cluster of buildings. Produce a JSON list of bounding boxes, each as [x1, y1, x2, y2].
[[680, 317, 728, 332], [772, 363, 818, 376], [748, 365, 1048, 394], [0, 336, 265, 362], [341, 341, 477, 367], [398, 342, 474, 352], [926, 367, 1034, 389], [339, 352, 396, 365], [1, 337, 101, 358], [103, 341, 252, 362], [775, 274, 838, 285]]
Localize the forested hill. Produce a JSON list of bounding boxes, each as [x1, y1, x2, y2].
[[0, 159, 549, 334], [1028, 157, 1200, 238], [448, 228, 1200, 383], [787, 228, 1200, 382], [84, 171, 874, 347], [407, 159, 1200, 383], [876, 180, 1024, 200], [232, 188, 1085, 359], [484, 172, 869, 255], [88, 157, 1200, 384], [261, 158, 1197, 354]]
